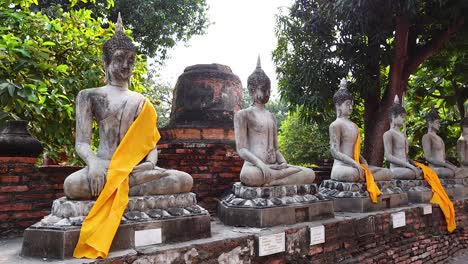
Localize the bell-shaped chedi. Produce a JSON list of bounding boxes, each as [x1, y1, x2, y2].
[[160, 64, 243, 143]]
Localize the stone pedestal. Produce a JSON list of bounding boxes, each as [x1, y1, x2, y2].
[[319, 180, 408, 212], [218, 183, 334, 227], [439, 178, 468, 199], [21, 193, 211, 259], [394, 179, 433, 203]]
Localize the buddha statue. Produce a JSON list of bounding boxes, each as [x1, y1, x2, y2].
[[456, 117, 468, 176], [234, 57, 315, 186], [63, 15, 193, 200], [383, 96, 422, 179], [329, 79, 393, 182], [422, 108, 464, 178]]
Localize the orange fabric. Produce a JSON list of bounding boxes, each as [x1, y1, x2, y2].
[[413, 161, 456, 233], [73, 99, 160, 258], [353, 125, 381, 203]]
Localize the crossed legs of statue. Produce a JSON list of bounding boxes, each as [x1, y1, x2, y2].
[[239, 163, 315, 187], [64, 166, 193, 199], [390, 167, 423, 180], [331, 164, 393, 182]]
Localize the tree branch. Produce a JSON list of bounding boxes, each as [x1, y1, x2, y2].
[[404, 18, 465, 77]]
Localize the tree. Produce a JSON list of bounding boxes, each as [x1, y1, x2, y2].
[[274, 0, 468, 166], [0, 0, 146, 162], [36, 0, 210, 61], [278, 109, 331, 166]]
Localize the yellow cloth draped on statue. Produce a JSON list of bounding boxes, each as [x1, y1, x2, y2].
[[353, 125, 381, 203], [413, 161, 456, 233], [73, 99, 160, 259]]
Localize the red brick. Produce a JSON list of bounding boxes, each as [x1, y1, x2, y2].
[[0, 195, 11, 203], [0, 175, 20, 183], [0, 166, 8, 173], [0, 157, 37, 164], [11, 210, 49, 219], [12, 165, 35, 173], [308, 246, 323, 256], [0, 203, 32, 211], [0, 185, 29, 192], [219, 173, 238, 178], [192, 174, 212, 179], [0, 213, 9, 220], [18, 220, 35, 227], [15, 193, 54, 201]]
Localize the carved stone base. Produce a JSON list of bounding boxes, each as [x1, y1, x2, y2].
[[438, 178, 466, 200], [21, 193, 211, 259], [319, 180, 408, 212], [218, 183, 334, 227], [394, 179, 432, 204], [21, 214, 211, 259]]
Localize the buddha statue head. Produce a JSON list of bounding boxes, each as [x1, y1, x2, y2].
[[389, 95, 406, 126], [425, 107, 441, 131], [103, 13, 136, 84], [247, 56, 271, 105], [333, 78, 354, 118]]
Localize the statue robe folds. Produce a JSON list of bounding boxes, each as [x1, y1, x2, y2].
[[354, 126, 381, 203], [74, 99, 160, 259], [413, 161, 456, 233]]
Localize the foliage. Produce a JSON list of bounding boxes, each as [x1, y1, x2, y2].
[[0, 1, 146, 163], [278, 109, 331, 166], [36, 0, 210, 61], [142, 70, 173, 128], [273, 0, 468, 165]]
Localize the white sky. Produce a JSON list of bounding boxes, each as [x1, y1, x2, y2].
[[156, 0, 293, 97]]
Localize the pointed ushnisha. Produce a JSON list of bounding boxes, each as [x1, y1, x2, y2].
[[247, 56, 270, 94], [333, 78, 353, 105], [394, 95, 400, 104], [102, 13, 135, 65], [389, 94, 406, 119]]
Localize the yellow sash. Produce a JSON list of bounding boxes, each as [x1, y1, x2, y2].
[[73, 99, 160, 258], [353, 125, 381, 203], [413, 161, 456, 233]]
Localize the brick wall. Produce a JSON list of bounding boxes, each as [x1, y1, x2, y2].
[[157, 142, 243, 213], [0, 157, 80, 238], [102, 200, 468, 264]]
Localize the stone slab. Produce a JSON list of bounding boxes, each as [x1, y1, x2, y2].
[[231, 182, 318, 199], [406, 190, 433, 204], [21, 213, 211, 259], [331, 193, 409, 213], [444, 186, 465, 200], [218, 200, 334, 228]]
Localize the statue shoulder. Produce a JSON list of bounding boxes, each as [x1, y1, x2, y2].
[[235, 108, 251, 119]]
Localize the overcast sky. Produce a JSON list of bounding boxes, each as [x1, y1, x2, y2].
[[156, 0, 293, 97]]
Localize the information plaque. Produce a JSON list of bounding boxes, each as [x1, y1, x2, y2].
[[423, 204, 432, 215], [310, 225, 325, 245], [258, 232, 285, 256], [135, 228, 162, 247], [392, 212, 406, 228]]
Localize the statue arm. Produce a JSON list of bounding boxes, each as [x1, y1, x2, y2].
[[383, 132, 412, 168], [329, 124, 360, 168], [422, 134, 449, 168], [75, 90, 97, 164], [273, 114, 287, 165], [458, 139, 468, 166]]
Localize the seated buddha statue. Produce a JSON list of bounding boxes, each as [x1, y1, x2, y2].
[[383, 96, 422, 180], [63, 15, 192, 200], [422, 108, 463, 178], [234, 57, 315, 187], [329, 79, 393, 182]]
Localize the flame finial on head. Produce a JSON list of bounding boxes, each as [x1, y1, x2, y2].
[[115, 12, 124, 33], [333, 78, 353, 105], [394, 95, 400, 104], [247, 56, 270, 94], [256, 55, 261, 69], [339, 78, 347, 90]]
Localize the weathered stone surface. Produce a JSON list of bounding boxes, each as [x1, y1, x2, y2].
[[319, 179, 404, 199], [40, 193, 202, 226], [21, 213, 211, 259], [169, 63, 243, 128], [394, 179, 432, 203]]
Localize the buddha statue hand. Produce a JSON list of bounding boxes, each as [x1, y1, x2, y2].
[[132, 161, 155, 174], [258, 163, 273, 184], [88, 157, 110, 197], [270, 162, 288, 170]]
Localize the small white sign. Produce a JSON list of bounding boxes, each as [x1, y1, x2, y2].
[[392, 212, 406, 228], [423, 205, 432, 215], [135, 228, 162, 247], [258, 232, 285, 256], [310, 225, 325, 245]]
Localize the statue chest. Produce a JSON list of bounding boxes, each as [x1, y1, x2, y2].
[[247, 112, 274, 135], [91, 94, 129, 122]]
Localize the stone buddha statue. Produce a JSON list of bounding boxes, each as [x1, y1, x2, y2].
[[422, 108, 463, 178], [457, 117, 468, 175], [329, 79, 393, 182], [234, 58, 315, 187], [383, 96, 422, 179], [63, 15, 193, 199]]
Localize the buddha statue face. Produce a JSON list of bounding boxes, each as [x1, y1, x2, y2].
[[106, 49, 135, 83], [392, 113, 406, 127], [429, 119, 441, 132], [250, 82, 270, 105], [335, 99, 353, 118]]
